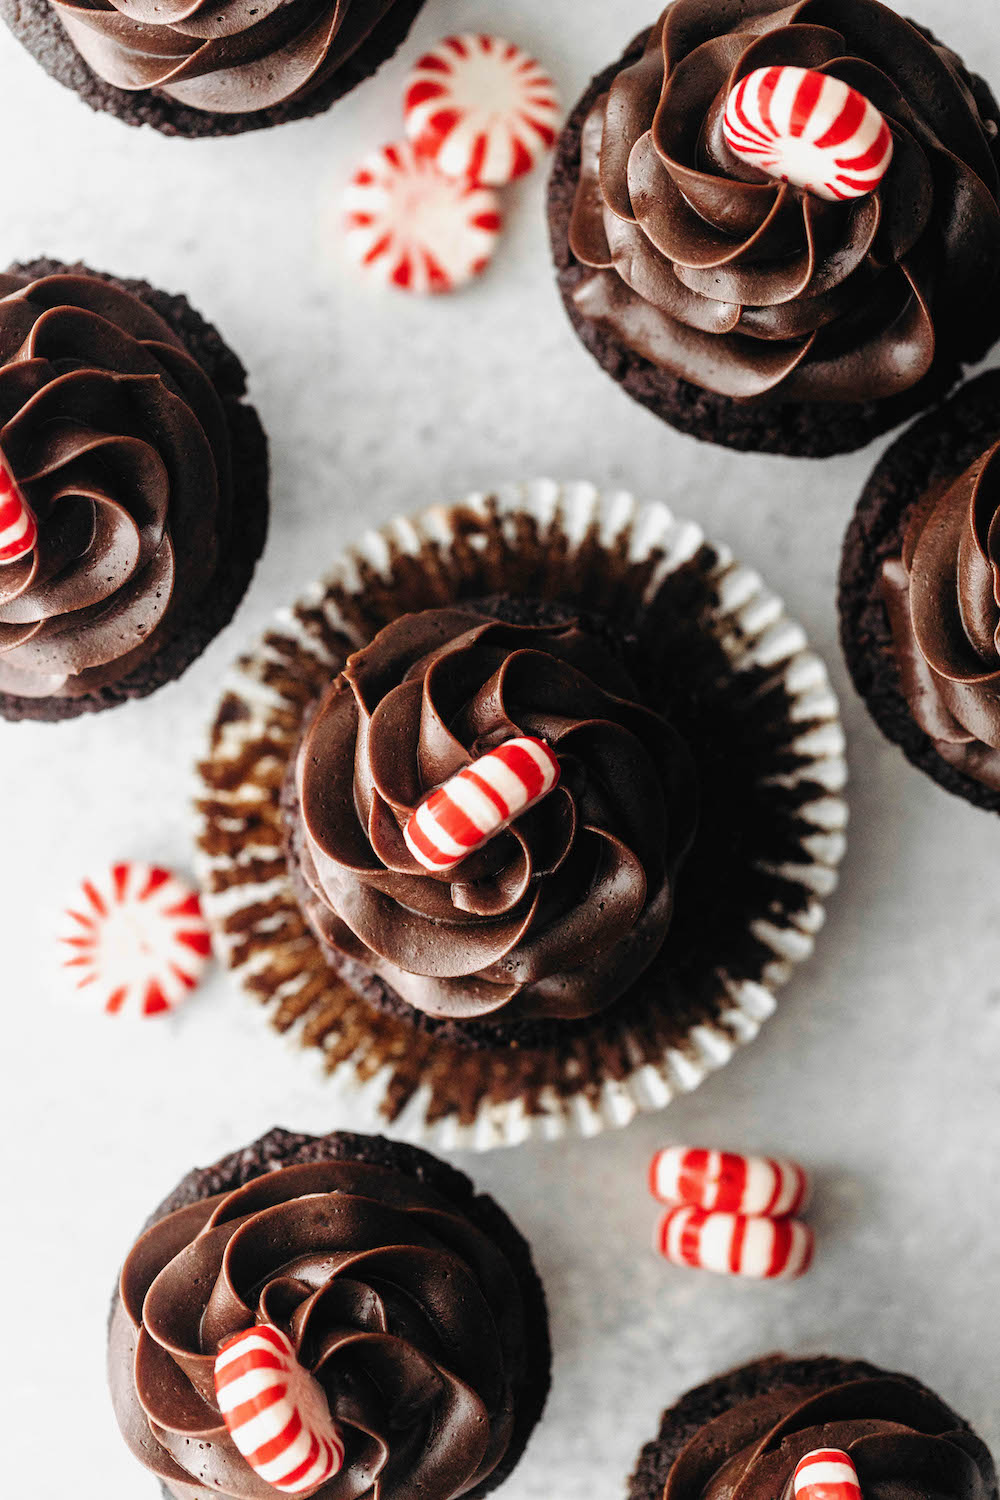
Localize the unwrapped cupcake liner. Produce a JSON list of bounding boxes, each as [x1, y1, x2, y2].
[[194, 480, 847, 1150]]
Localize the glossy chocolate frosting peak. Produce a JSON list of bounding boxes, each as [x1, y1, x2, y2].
[[109, 1157, 527, 1500], [48, 0, 403, 114], [882, 440, 1000, 789], [292, 607, 698, 1024], [569, 0, 1000, 402], [666, 1374, 996, 1498], [0, 269, 229, 700]]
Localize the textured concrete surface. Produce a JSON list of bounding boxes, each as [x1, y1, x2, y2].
[[0, 2, 998, 1496]]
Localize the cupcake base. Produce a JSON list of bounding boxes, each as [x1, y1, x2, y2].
[[548, 30, 1000, 459], [121, 1126, 551, 1500], [839, 371, 1000, 812], [628, 1355, 986, 1500], [0, 259, 269, 723], [195, 482, 846, 1148], [1, 0, 426, 139]]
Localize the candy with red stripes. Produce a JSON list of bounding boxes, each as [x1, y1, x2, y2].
[[0, 452, 36, 564], [404, 33, 560, 186], [215, 1324, 345, 1494], [723, 65, 894, 201], [59, 863, 212, 1017], [793, 1448, 862, 1500], [342, 140, 502, 293], [657, 1206, 814, 1281], [404, 736, 560, 871], [649, 1147, 809, 1218]]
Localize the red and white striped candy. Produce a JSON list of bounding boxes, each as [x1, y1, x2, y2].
[[0, 453, 36, 564], [793, 1448, 862, 1500], [723, 66, 894, 202], [658, 1206, 814, 1281], [649, 1147, 809, 1218], [215, 1324, 345, 1494], [404, 33, 560, 186], [59, 863, 212, 1017], [404, 736, 560, 872], [342, 140, 502, 293]]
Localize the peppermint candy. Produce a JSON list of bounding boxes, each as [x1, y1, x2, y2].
[[404, 33, 560, 186], [404, 736, 560, 872], [657, 1206, 814, 1281], [215, 1325, 345, 1494], [723, 66, 894, 202], [59, 863, 212, 1017], [343, 140, 502, 293], [0, 454, 36, 564], [649, 1147, 809, 1218], [793, 1448, 863, 1500]]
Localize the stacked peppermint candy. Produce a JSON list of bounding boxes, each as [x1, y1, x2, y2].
[[650, 1146, 815, 1281], [343, 34, 559, 294]]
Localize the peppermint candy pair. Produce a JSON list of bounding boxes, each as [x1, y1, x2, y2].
[[344, 34, 559, 294], [650, 1146, 814, 1281]]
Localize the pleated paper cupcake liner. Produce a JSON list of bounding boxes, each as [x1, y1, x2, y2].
[[194, 480, 847, 1150]]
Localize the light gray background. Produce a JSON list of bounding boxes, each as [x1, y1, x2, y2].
[[1, 2, 998, 1494]]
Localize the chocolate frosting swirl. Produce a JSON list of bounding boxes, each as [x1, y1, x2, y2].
[[48, 0, 404, 115], [666, 1373, 996, 1499], [109, 1157, 527, 1500], [292, 607, 698, 1025], [882, 440, 1000, 789], [0, 269, 229, 700], [568, 0, 1000, 402]]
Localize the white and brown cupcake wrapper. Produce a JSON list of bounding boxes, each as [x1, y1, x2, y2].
[[194, 480, 847, 1150]]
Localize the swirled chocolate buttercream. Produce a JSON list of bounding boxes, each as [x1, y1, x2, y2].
[[661, 1369, 996, 1498], [48, 0, 408, 115], [290, 607, 699, 1025], [883, 440, 1000, 789], [109, 1155, 529, 1499], [569, 0, 1000, 403], [0, 269, 230, 700]]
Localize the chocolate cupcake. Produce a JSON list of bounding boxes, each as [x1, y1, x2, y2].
[[2, 0, 425, 138], [549, 1, 1000, 457], [195, 481, 847, 1148], [629, 1354, 997, 1500], [840, 371, 1000, 810], [0, 260, 268, 722], [108, 1125, 549, 1499]]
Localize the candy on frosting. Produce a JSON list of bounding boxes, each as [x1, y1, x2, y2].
[[793, 1448, 862, 1500], [404, 736, 561, 871], [0, 452, 36, 564], [661, 1369, 996, 1499], [568, 0, 1000, 403], [109, 1157, 529, 1500], [882, 440, 1000, 790], [722, 66, 893, 202], [215, 1325, 345, 1493], [46, 0, 409, 116], [290, 607, 699, 1025], [0, 269, 231, 700]]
